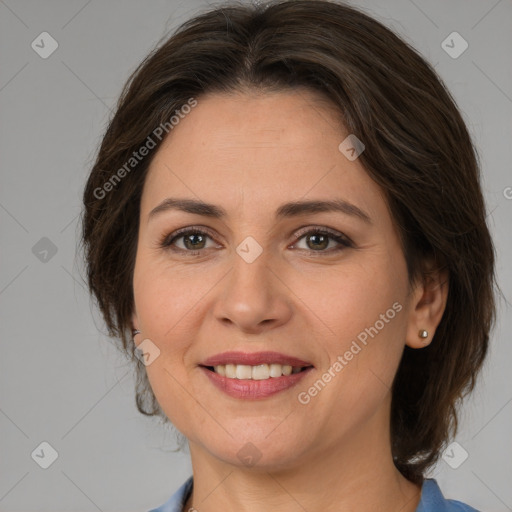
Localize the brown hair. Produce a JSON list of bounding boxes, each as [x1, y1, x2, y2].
[[81, 0, 496, 484]]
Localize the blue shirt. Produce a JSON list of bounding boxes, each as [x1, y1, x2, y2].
[[148, 477, 480, 511]]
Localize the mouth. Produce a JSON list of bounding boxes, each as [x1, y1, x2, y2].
[[198, 351, 314, 399], [201, 363, 313, 380]]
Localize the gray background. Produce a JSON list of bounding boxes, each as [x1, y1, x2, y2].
[[1, 0, 511, 510]]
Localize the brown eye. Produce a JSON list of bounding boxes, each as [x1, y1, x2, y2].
[[292, 228, 353, 253], [180, 232, 207, 250], [161, 227, 218, 255], [305, 233, 330, 251]]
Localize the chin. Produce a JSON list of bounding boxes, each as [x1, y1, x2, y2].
[[191, 421, 314, 471]]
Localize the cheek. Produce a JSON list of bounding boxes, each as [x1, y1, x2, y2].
[[132, 259, 194, 405], [299, 292, 407, 438], [305, 255, 409, 394], [303, 258, 405, 341], [132, 256, 203, 431], [133, 252, 207, 335]]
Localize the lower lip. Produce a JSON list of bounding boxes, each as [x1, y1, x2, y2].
[[200, 366, 313, 399]]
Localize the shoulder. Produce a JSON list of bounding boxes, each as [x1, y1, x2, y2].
[[147, 476, 193, 512], [417, 478, 480, 512]]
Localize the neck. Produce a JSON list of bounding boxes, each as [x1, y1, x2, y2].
[[183, 399, 422, 512]]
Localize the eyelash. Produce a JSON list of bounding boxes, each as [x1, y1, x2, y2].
[[159, 225, 353, 257]]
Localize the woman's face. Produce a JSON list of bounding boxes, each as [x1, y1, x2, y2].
[[132, 90, 423, 469]]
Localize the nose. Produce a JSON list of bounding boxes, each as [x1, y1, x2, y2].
[[212, 251, 293, 334]]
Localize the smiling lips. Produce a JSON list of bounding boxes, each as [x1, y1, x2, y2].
[[200, 351, 314, 399]]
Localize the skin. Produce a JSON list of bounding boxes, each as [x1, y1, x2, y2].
[[131, 89, 448, 512]]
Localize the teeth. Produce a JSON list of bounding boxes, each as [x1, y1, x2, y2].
[[225, 364, 237, 379], [269, 363, 282, 378], [252, 364, 270, 380], [213, 363, 302, 380], [235, 364, 252, 379]]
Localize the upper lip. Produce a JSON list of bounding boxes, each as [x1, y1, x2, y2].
[[201, 351, 313, 367]]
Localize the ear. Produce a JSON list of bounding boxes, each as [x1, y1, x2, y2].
[[405, 262, 449, 349]]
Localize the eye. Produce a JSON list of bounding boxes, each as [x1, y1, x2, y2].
[[159, 225, 353, 257], [291, 227, 353, 253], [160, 227, 219, 255]]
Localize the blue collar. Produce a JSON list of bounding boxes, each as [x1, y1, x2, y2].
[[416, 479, 479, 511], [148, 476, 480, 512]]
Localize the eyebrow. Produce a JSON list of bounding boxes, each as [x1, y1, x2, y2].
[[148, 197, 372, 224]]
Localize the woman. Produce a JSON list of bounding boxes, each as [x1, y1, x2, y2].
[[81, 1, 496, 511]]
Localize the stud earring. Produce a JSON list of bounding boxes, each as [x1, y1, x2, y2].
[[418, 329, 428, 339], [132, 329, 141, 338]]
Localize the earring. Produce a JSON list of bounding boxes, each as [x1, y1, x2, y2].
[[418, 329, 428, 339], [132, 329, 141, 338]]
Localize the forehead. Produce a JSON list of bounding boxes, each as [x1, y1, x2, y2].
[[142, 90, 387, 223]]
